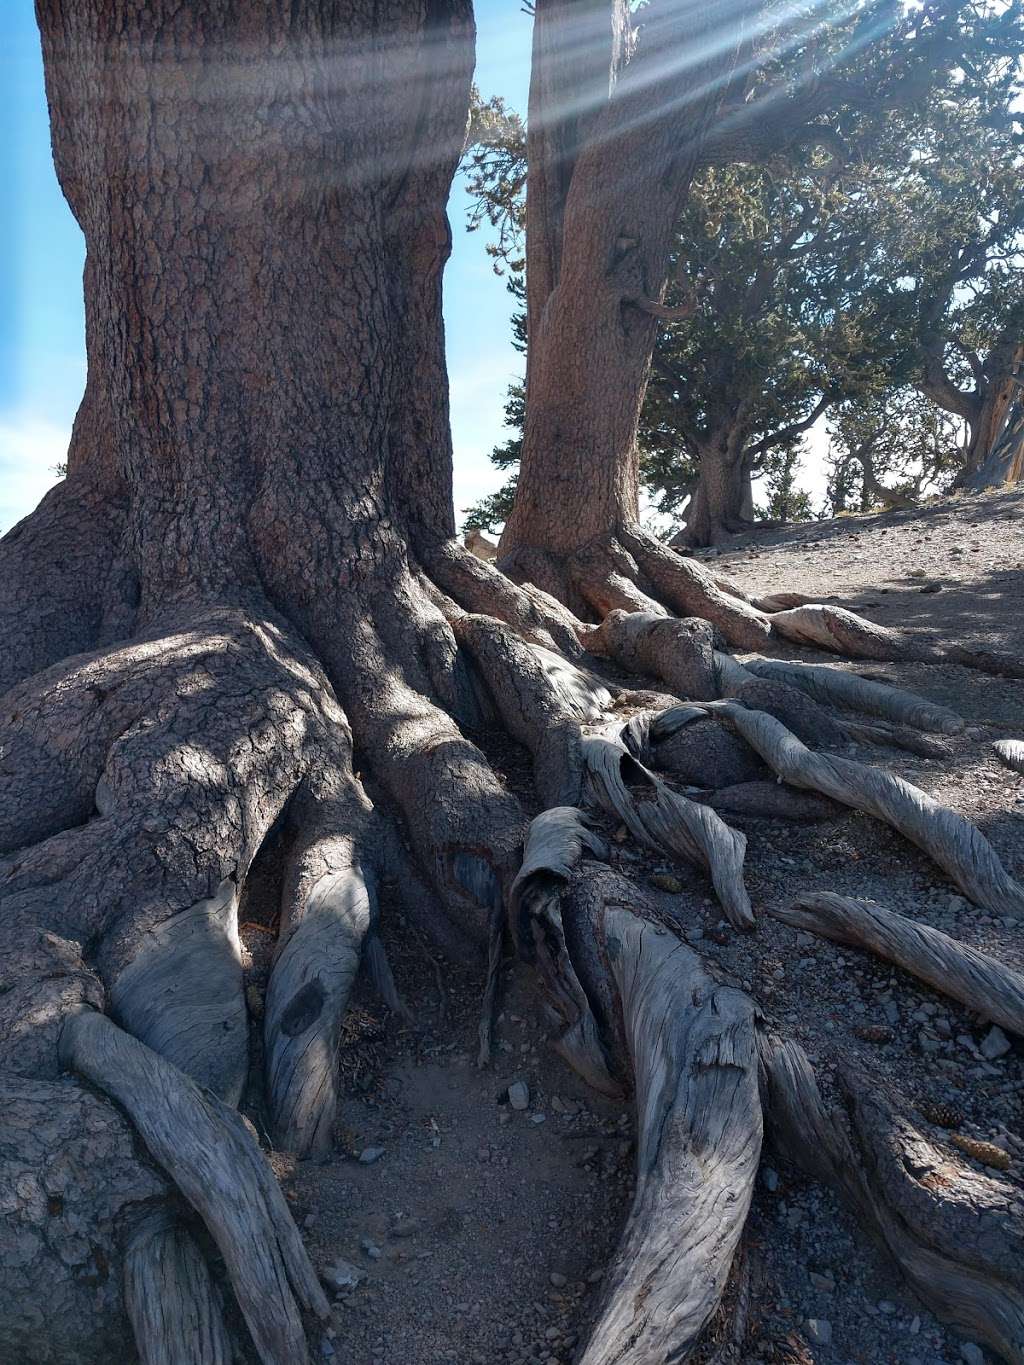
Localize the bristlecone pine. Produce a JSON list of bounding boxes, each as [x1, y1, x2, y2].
[[2, 3, 1024, 1364]]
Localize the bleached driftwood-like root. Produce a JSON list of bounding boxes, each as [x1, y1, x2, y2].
[[776, 892, 1024, 1037], [739, 656, 965, 735], [561, 868, 763, 1365], [454, 613, 613, 806], [511, 814, 763, 1363], [109, 877, 249, 1106], [508, 808, 621, 1094], [264, 759, 377, 1154], [759, 1036, 1024, 1362], [580, 608, 719, 700], [60, 1008, 330, 1365], [124, 1209, 233, 1365], [582, 735, 754, 928], [768, 603, 1024, 678], [710, 701, 1024, 918], [994, 738, 1024, 774]]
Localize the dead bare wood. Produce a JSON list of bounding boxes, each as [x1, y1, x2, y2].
[[582, 736, 754, 928], [578, 899, 762, 1365], [760, 1036, 1024, 1363], [776, 892, 1024, 1037], [994, 738, 1024, 775], [709, 701, 1024, 918], [124, 1210, 233, 1365], [60, 1007, 329, 1365]]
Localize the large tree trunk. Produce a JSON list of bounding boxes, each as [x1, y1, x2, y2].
[[680, 439, 751, 546]]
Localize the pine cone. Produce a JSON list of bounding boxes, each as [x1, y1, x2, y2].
[[919, 1101, 962, 1129]]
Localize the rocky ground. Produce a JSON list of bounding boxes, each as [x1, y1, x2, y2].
[[240, 487, 1024, 1365]]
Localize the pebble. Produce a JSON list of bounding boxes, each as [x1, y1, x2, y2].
[[321, 1259, 364, 1291], [361, 1238, 383, 1260], [805, 1318, 832, 1346], [980, 1025, 1012, 1061], [508, 1081, 530, 1111], [358, 1147, 385, 1165], [762, 1167, 780, 1192], [550, 1272, 568, 1288], [961, 1345, 985, 1365]]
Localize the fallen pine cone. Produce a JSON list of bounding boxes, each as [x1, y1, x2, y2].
[[649, 873, 684, 894], [853, 1024, 893, 1044], [950, 1133, 1012, 1171], [919, 1101, 962, 1129]]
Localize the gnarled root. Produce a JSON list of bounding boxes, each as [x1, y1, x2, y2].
[[994, 738, 1024, 775], [575, 888, 762, 1365], [759, 1036, 1024, 1362], [513, 812, 762, 1364], [124, 1210, 233, 1365], [709, 700, 1024, 917], [580, 609, 719, 701], [776, 891, 1024, 1038], [582, 735, 754, 928], [740, 657, 965, 735], [60, 1008, 329, 1365]]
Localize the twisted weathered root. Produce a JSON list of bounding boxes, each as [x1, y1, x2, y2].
[[776, 892, 1024, 1038], [575, 889, 762, 1365], [61, 1008, 330, 1365], [709, 700, 1024, 917], [760, 1036, 1024, 1362], [124, 1210, 234, 1365], [582, 735, 754, 928], [513, 812, 762, 1365], [995, 738, 1024, 775], [740, 657, 965, 735]]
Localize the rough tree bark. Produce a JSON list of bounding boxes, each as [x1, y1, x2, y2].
[[5, 3, 1024, 1364]]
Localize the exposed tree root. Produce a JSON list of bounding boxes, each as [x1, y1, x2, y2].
[[708, 700, 1024, 917], [760, 1036, 1024, 1362], [582, 736, 754, 928], [512, 812, 762, 1364], [61, 1007, 329, 1365], [776, 891, 1024, 1038], [740, 657, 965, 735], [994, 738, 1024, 775], [124, 1210, 234, 1365], [581, 609, 719, 701]]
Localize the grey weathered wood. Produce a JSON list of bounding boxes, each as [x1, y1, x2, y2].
[[994, 738, 1024, 774], [579, 902, 762, 1365], [760, 1035, 1024, 1363], [740, 656, 965, 734], [711, 701, 1024, 918], [508, 808, 620, 1094], [776, 891, 1024, 1036], [110, 878, 248, 1105], [59, 1007, 329, 1365], [124, 1209, 233, 1365], [582, 736, 754, 928], [264, 865, 373, 1155]]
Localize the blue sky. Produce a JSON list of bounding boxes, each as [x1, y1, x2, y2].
[[0, 2, 531, 534]]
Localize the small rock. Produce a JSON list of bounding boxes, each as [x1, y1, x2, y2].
[[321, 1259, 364, 1291], [980, 1025, 1012, 1061], [358, 1146, 385, 1165], [530, 1112, 547, 1125], [961, 1345, 985, 1365], [360, 1238, 382, 1260], [805, 1318, 832, 1346], [550, 1272, 568, 1288], [389, 1217, 424, 1239], [762, 1167, 780, 1193], [877, 1299, 896, 1314], [808, 1272, 835, 1294], [508, 1080, 530, 1111]]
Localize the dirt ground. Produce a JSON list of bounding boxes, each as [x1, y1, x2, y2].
[[242, 487, 1024, 1365]]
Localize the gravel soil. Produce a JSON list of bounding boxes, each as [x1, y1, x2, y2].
[[241, 487, 1024, 1365]]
